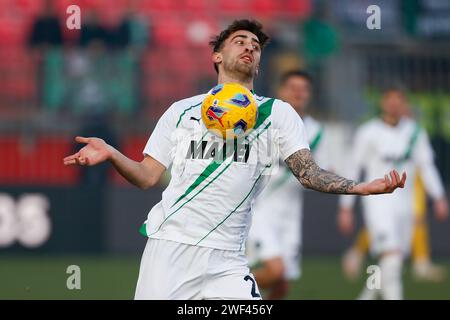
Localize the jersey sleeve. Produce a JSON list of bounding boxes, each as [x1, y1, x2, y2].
[[413, 129, 445, 199], [272, 101, 310, 160], [143, 104, 177, 169]]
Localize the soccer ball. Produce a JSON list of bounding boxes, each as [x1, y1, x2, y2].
[[201, 83, 258, 140]]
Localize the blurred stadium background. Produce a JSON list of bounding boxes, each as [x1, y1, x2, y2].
[[1, 0, 450, 299]]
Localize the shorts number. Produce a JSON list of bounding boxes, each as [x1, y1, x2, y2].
[[244, 275, 261, 298]]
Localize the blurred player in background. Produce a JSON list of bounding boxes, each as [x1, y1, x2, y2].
[[247, 70, 329, 299], [338, 87, 449, 300], [342, 97, 448, 283]]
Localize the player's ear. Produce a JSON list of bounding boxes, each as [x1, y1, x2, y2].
[[212, 52, 222, 65]]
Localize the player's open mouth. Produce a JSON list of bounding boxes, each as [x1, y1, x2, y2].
[[240, 55, 253, 63]]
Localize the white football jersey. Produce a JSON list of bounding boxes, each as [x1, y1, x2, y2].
[[340, 117, 445, 208], [140, 92, 310, 251]]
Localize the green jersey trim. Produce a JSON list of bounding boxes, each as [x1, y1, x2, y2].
[[139, 222, 148, 237], [309, 127, 323, 152], [394, 123, 421, 166], [148, 160, 233, 236], [195, 164, 272, 246], [170, 160, 222, 208], [254, 98, 274, 129], [403, 124, 421, 160], [176, 102, 202, 128], [248, 121, 271, 144]]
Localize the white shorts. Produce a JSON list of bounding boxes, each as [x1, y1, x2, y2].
[[362, 195, 414, 256], [246, 191, 302, 280], [134, 238, 262, 300]]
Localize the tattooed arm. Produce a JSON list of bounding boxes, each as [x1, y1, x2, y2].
[[285, 149, 406, 195]]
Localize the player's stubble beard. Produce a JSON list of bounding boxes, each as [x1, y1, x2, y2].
[[222, 56, 257, 84]]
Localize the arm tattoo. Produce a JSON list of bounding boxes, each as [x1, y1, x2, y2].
[[285, 149, 358, 194]]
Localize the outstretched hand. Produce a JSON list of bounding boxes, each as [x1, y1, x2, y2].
[[63, 136, 112, 166], [434, 198, 449, 221], [355, 170, 407, 195], [337, 207, 354, 236]]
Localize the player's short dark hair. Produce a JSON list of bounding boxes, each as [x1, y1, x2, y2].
[[209, 19, 270, 73], [279, 70, 313, 87]]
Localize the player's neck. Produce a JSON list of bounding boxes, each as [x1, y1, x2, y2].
[[218, 73, 253, 91], [382, 114, 400, 127]]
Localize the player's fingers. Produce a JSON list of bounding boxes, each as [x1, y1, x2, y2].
[[63, 159, 77, 166], [400, 172, 407, 187], [390, 170, 399, 187], [389, 170, 398, 187], [75, 136, 90, 144], [389, 170, 397, 185], [393, 170, 401, 186], [384, 174, 390, 187], [78, 156, 87, 165], [63, 152, 80, 162], [391, 171, 398, 190]]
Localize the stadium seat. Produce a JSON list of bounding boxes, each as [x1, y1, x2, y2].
[[0, 18, 27, 46], [152, 16, 187, 48], [0, 136, 79, 185], [138, 0, 178, 17], [282, 0, 312, 19], [217, 0, 250, 16], [182, 0, 210, 13], [250, 0, 279, 18], [112, 135, 148, 185]]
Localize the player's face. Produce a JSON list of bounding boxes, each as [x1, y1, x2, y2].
[[214, 30, 261, 80], [278, 76, 311, 114], [381, 91, 407, 120]]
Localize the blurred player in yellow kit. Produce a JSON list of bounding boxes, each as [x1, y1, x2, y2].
[[338, 87, 448, 299], [341, 91, 448, 283]]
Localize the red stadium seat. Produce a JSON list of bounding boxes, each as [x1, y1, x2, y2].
[[250, 0, 279, 18], [152, 16, 187, 48], [112, 135, 148, 185], [0, 136, 79, 185], [282, 0, 312, 19], [138, 0, 178, 17], [57, 0, 101, 11], [0, 17, 27, 46], [217, 0, 250, 16], [182, 0, 210, 13], [15, 0, 43, 17]]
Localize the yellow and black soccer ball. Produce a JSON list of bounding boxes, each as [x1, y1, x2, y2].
[[201, 83, 258, 140]]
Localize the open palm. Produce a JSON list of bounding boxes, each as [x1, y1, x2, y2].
[[364, 170, 407, 195], [63, 136, 111, 166]]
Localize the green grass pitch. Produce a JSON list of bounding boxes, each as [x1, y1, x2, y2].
[[1, 255, 449, 299]]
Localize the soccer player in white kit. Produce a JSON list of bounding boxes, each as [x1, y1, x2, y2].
[[338, 87, 449, 300], [64, 20, 407, 300], [247, 70, 329, 299]]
